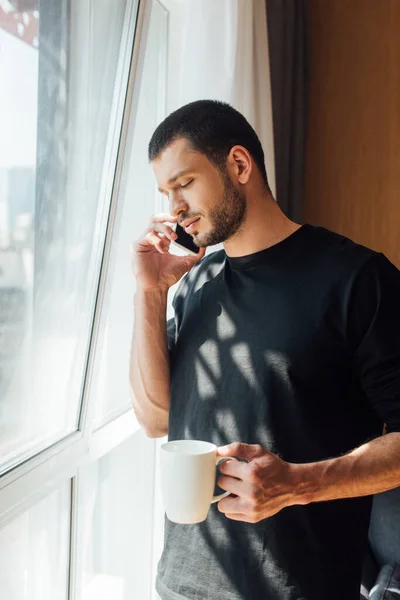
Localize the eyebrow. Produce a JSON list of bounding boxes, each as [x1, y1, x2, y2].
[[158, 169, 193, 193]]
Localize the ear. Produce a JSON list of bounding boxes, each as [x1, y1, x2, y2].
[[227, 145, 252, 184]]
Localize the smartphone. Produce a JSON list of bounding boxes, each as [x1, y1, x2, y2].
[[171, 223, 201, 256]]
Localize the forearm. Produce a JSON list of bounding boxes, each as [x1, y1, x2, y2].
[[294, 432, 400, 505], [130, 287, 170, 437]]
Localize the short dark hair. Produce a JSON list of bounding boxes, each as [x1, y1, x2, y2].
[[148, 99, 269, 186]]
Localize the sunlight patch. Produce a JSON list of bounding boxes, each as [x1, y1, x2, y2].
[[264, 350, 292, 392], [230, 343, 261, 392], [215, 409, 241, 440], [195, 357, 217, 399], [199, 340, 221, 379], [216, 305, 237, 340]]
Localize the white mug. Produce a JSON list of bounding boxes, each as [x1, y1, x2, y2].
[[160, 440, 237, 524]]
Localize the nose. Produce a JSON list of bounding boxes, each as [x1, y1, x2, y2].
[[168, 191, 188, 218]]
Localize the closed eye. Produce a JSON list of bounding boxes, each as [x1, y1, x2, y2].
[[180, 179, 193, 189]]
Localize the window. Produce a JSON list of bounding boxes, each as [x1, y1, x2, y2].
[[89, 0, 168, 429], [0, 0, 132, 472], [0, 0, 167, 598], [0, 482, 71, 600], [77, 432, 156, 600]]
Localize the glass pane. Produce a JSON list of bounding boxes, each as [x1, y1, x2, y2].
[[0, 482, 71, 600], [78, 431, 156, 600], [0, 0, 129, 471], [90, 0, 168, 426]]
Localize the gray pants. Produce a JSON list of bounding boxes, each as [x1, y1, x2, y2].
[[369, 564, 400, 599]]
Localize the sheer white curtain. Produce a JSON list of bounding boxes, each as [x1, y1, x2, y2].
[[163, 0, 276, 197], [151, 2, 276, 595]]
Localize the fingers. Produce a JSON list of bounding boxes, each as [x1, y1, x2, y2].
[[151, 213, 177, 224], [218, 458, 248, 480], [218, 474, 243, 495], [135, 214, 177, 255], [151, 222, 178, 241], [217, 495, 248, 516], [224, 513, 254, 523], [217, 494, 261, 523], [144, 231, 171, 254], [150, 214, 178, 240], [136, 213, 206, 259], [217, 442, 265, 461], [143, 213, 179, 254]]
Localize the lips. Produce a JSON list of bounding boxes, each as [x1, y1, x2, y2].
[[181, 217, 200, 233]]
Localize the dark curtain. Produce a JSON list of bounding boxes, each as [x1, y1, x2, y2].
[[266, 0, 308, 222]]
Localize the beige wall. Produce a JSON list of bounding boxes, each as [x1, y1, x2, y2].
[[303, 0, 400, 268]]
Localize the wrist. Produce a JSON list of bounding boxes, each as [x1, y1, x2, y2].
[[135, 285, 169, 299], [134, 286, 169, 316], [288, 462, 321, 506]]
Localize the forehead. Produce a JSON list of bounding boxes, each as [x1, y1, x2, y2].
[[152, 138, 211, 184]]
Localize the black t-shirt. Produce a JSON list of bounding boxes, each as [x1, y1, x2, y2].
[[156, 224, 400, 600]]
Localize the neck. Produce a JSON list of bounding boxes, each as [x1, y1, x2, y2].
[[223, 188, 301, 258]]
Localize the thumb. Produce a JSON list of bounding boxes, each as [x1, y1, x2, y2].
[[217, 442, 265, 461], [189, 246, 206, 264], [179, 246, 205, 271]]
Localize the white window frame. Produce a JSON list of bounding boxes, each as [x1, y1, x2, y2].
[[0, 0, 154, 543]]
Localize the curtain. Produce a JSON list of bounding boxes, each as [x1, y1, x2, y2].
[[266, 0, 308, 221], [165, 0, 276, 198]]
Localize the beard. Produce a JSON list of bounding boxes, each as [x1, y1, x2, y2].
[[192, 172, 247, 247]]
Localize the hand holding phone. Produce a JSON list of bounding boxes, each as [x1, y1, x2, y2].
[[132, 213, 204, 291]]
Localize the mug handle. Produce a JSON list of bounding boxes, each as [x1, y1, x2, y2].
[[211, 456, 239, 504]]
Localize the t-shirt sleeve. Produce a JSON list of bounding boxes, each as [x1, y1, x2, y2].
[[166, 272, 190, 363], [350, 253, 400, 433]]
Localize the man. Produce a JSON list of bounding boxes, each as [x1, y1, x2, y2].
[[130, 100, 400, 600]]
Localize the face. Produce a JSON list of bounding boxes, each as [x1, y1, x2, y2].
[[153, 138, 247, 247]]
